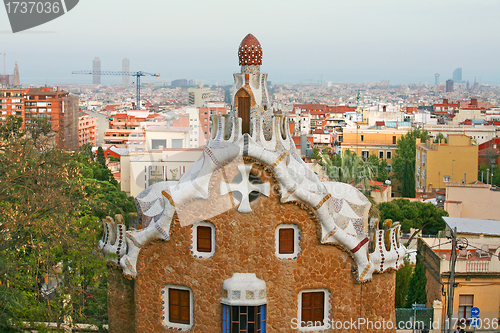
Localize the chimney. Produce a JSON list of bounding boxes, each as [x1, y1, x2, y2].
[[471, 98, 478, 107], [383, 105, 386, 112], [443, 98, 448, 104]]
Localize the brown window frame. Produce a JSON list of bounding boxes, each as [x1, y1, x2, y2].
[[197, 225, 212, 253], [168, 288, 191, 325], [301, 291, 325, 325], [279, 228, 295, 254]]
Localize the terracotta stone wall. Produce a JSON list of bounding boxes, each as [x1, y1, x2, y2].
[[108, 263, 135, 333], [127, 159, 396, 332]]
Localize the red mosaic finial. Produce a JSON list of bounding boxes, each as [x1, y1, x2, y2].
[[238, 34, 262, 66]]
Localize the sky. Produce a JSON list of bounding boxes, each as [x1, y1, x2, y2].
[[1, 0, 500, 86]]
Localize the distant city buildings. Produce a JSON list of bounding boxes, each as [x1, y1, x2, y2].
[[446, 79, 454, 92], [453, 67, 462, 84], [93, 57, 101, 85], [122, 58, 130, 86]]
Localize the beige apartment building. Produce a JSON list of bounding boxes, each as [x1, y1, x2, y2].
[[445, 183, 500, 220]]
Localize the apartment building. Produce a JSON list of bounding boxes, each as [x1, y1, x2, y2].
[[416, 134, 478, 191], [78, 113, 97, 146]]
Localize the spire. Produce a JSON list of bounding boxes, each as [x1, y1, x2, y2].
[[13, 61, 20, 86], [238, 34, 262, 66]]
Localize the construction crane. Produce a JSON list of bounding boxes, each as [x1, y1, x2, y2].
[[72, 70, 160, 109], [1, 52, 23, 75]]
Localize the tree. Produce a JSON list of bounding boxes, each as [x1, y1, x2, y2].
[[378, 199, 447, 236], [433, 132, 447, 144], [395, 257, 413, 308], [96, 146, 106, 168], [478, 163, 500, 186], [318, 150, 376, 193], [367, 153, 389, 183], [405, 256, 427, 307], [0, 118, 135, 329], [392, 129, 429, 198]]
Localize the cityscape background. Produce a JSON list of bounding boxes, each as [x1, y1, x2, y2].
[[1, 0, 500, 85]]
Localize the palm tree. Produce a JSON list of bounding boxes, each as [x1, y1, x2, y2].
[[317, 150, 380, 218], [318, 150, 376, 192]]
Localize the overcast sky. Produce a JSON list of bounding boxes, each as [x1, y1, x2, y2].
[[1, 0, 499, 86]]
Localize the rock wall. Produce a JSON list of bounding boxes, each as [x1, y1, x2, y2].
[[107, 263, 135, 333], [125, 162, 396, 332]]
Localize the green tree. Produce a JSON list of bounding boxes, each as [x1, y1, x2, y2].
[[79, 142, 94, 160], [433, 132, 447, 144], [392, 129, 429, 198], [405, 256, 427, 307], [378, 199, 447, 236], [318, 150, 375, 193], [478, 163, 500, 186], [395, 257, 413, 308], [96, 146, 106, 168], [367, 153, 389, 183], [0, 119, 135, 329]]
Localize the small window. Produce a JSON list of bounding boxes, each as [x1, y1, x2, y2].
[[458, 295, 473, 321], [361, 150, 369, 161], [392, 136, 397, 144], [162, 285, 193, 330], [443, 176, 450, 183], [297, 289, 331, 330], [379, 151, 384, 159], [386, 151, 392, 159], [191, 221, 215, 258], [360, 135, 364, 142], [275, 224, 300, 259]]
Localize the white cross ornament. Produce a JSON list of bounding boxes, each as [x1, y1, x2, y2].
[[220, 164, 270, 213]]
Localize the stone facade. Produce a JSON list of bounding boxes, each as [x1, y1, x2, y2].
[[102, 34, 403, 333]]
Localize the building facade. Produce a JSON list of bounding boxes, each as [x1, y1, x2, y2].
[[101, 34, 404, 333], [416, 134, 478, 191]]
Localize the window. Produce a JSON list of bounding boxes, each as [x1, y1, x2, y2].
[[386, 151, 392, 159], [172, 139, 183, 148], [297, 290, 330, 330], [443, 176, 450, 183], [458, 295, 473, 321], [191, 221, 215, 258], [379, 151, 384, 159], [275, 224, 300, 259], [222, 305, 266, 333], [161, 285, 193, 330], [392, 136, 397, 144], [360, 135, 364, 142], [361, 150, 369, 161], [151, 139, 166, 149]]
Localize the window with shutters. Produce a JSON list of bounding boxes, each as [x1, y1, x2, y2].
[[297, 289, 330, 330], [275, 224, 300, 260], [191, 221, 215, 258], [161, 285, 193, 330]]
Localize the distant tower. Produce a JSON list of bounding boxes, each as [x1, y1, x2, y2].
[[446, 79, 454, 92], [13, 61, 20, 86], [122, 58, 130, 85], [435, 73, 439, 86], [453, 68, 462, 84], [93, 57, 101, 84]]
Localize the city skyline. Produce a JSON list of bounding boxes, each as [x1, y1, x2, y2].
[[1, 0, 500, 86]]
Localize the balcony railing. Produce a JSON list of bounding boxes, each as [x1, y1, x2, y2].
[[466, 261, 490, 273]]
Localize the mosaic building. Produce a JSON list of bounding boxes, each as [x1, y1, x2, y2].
[[101, 34, 405, 332]]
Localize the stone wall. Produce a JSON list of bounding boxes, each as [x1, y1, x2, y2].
[[122, 160, 396, 332], [108, 263, 135, 333]]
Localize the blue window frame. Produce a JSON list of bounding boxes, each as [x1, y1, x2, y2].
[[222, 304, 266, 333]]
